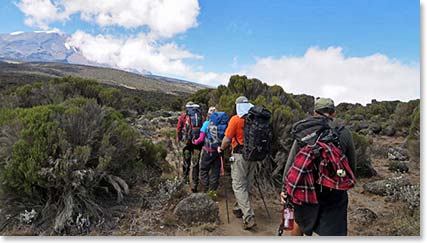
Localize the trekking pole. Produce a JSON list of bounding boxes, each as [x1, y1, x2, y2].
[[220, 155, 230, 224], [254, 175, 272, 220]]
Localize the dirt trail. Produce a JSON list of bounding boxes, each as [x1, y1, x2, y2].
[[214, 179, 284, 236]]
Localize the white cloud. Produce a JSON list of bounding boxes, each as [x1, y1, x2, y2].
[[244, 47, 420, 104], [16, 0, 67, 30], [16, 0, 200, 37], [66, 31, 224, 84], [159, 43, 203, 60]]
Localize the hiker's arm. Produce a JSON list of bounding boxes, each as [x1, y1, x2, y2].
[[282, 140, 298, 187], [219, 136, 231, 151], [280, 141, 298, 204], [192, 132, 205, 145], [220, 116, 236, 151], [280, 140, 298, 203]]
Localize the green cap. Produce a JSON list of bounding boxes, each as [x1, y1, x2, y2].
[[314, 97, 335, 111], [235, 96, 249, 104]]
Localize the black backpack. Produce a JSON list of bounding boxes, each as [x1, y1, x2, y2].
[[242, 106, 272, 161], [291, 116, 342, 149]]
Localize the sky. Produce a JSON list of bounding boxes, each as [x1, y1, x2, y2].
[[0, 0, 420, 104]]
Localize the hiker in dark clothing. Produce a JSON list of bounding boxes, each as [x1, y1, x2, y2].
[[192, 107, 222, 193], [280, 97, 356, 236], [176, 101, 204, 192]]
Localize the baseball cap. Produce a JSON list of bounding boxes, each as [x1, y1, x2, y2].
[[235, 96, 249, 104], [314, 97, 335, 111]]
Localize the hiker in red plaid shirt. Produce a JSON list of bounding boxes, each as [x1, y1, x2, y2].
[[280, 97, 356, 236]]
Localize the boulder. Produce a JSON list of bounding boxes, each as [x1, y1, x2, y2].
[[356, 158, 377, 178], [388, 147, 409, 161], [351, 208, 378, 225], [363, 176, 411, 196], [388, 161, 409, 173], [369, 123, 382, 134], [173, 193, 219, 225], [383, 126, 396, 136], [359, 120, 370, 130]]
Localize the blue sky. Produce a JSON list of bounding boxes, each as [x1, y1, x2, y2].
[[0, 0, 420, 104], [184, 0, 419, 72]]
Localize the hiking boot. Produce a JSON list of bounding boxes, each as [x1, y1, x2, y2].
[[243, 215, 256, 230], [191, 184, 198, 193], [232, 206, 243, 218]]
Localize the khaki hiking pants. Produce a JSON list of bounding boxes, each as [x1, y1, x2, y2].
[[230, 153, 257, 221]]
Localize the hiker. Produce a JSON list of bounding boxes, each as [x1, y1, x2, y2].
[[217, 96, 257, 230], [176, 101, 204, 192], [192, 107, 228, 194], [280, 97, 357, 236]]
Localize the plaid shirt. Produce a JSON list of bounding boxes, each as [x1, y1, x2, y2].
[[284, 141, 356, 205]]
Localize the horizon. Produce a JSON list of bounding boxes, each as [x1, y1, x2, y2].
[[0, 0, 420, 105]]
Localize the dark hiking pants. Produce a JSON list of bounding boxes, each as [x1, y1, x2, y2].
[[182, 143, 202, 186], [200, 150, 221, 192], [294, 188, 348, 236]]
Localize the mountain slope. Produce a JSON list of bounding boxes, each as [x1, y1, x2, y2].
[[0, 31, 92, 65], [0, 61, 208, 95]]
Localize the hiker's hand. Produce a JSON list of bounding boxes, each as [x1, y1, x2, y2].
[[217, 147, 224, 155], [280, 192, 287, 204], [192, 139, 196, 145]]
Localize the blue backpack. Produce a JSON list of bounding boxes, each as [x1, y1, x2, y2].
[[206, 112, 229, 149]]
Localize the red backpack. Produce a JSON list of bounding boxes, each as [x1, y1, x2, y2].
[[177, 106, 203, 142]]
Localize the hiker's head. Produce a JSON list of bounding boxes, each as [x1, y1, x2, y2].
[[235, 96, 254, 117], [185, 101, 195, 107], [207, 106, 216, 118], [185, 101, 199, 109], [314, 97, 336, 118]]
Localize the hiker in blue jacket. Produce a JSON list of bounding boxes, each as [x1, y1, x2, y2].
[[192, 106, 223, 193]]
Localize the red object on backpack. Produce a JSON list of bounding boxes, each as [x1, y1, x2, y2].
[[176, 113, 188, 142]]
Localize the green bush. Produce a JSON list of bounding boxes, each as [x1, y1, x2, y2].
[[352, 132, 377, 178], [0, 98, 164, 234], [1, 76, 187, 116], [99, 87, 123, 108], [391, 100, 419, 131]]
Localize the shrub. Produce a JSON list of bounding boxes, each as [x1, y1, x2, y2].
[[0, 98, 163, 234], [99, 87, 123, 108], [391, 100, 419, 131], [352, 132, 377, 177]]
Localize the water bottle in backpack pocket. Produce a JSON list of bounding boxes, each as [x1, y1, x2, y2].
[[206, 112, 229, 149]]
